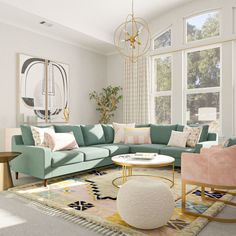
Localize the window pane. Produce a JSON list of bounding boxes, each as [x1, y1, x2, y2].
[[155, 96, 171, 124], [187, 92, 220, 132], [186, 11, 220, 42], [154, 29, 171, 49], [187, 47, 220, 89], [155, 56, 171, 91]]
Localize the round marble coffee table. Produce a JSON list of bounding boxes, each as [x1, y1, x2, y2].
[[112, 154, 175, 188]]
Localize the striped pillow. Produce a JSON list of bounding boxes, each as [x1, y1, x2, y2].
[[124, 128, 151, 144]]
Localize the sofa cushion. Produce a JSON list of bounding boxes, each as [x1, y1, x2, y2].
[[177, 124, 209, 142], [160, 146, 194, 158], [51, 150, 84, 167], [130, 144, 166, 153], [78, 147, 109, 161], [151, 124, 177, 144], [81, 124, 106, 146], [102, 124, 114, 143], [135, 124, 150, 128], [54, 125, 85, 146], [94, 144, 130, 156]]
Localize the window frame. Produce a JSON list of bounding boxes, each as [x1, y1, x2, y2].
[[183, 44, 222, 132], [152, 27, 172, 51], [151, 53, 173, 124], [184, 9, 221, 44]]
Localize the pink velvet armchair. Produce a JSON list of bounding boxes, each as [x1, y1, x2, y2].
[[181, 144, 236, 222]]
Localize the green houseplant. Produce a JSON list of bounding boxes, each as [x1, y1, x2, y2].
[[89, 86, 122, 124]]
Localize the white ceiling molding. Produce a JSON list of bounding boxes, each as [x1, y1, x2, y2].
[[0, 0, 194, 54]]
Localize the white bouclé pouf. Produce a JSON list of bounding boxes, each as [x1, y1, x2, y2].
[[117, 179, 175, 229]]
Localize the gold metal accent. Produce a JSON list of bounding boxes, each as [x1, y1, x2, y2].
[[181, 179, 236, 223], [112, 161, 175, 188], [63, 107, 70, 123], [113, 0, 151, 62]]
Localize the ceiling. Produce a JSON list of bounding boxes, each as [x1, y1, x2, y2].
[[0, 0, 193, 55]]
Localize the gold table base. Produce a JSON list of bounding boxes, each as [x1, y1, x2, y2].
[[112, 163, 175, 188]]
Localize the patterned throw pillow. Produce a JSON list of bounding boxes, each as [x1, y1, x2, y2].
[[124, 128, 151, 144], [31, 126, 55, 146], [113, 122, 135, 143], [167, 130, 189, 147], [44, 132, 79, 152], [183, 126, 202, 147]]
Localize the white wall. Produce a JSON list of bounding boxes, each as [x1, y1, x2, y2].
[[107, 0, 236, 138], [0, 22, 107, 150], [106, 54, 124, 122]]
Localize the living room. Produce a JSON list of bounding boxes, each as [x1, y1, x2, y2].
[[0, 0, 235, 235]]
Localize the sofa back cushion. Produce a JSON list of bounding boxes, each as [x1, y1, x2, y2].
[[54, 125, 85, 146], [81, 124, 106, 146], [20, 124, 52, 145], [102, 124, 114, 143], [177, 124, 209, 142], [20, 125, 34, 145], [151, 124, 177, 144], [135, 124, 150, 128]]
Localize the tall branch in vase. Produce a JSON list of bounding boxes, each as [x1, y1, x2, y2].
[[89, 86, 122, 124]]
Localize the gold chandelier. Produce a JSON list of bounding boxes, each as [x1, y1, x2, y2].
[[114, 0, 151, 62]]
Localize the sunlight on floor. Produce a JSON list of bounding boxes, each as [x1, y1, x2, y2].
[[0, 209, 26, 229]]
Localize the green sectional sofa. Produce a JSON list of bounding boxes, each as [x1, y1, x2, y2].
[[11, 124, 217, 186]]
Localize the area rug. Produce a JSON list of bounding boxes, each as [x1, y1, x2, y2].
[[9, 167, 232, 236]]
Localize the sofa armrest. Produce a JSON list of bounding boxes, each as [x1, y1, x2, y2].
[[181, 153, 208, 182], [11, 144, 52, 179], [194, 143, 203, 153], [198, 140, 219, 148]]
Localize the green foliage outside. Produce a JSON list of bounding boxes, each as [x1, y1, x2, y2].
[[187, 12, 219, 42], [156, 56, 171, 91], [156, 13, 220, 127], [89, 86, 122, 124]]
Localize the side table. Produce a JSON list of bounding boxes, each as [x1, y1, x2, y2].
[[0, 152, 21, 191]]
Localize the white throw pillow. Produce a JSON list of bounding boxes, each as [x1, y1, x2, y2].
[[31, 126, 55, 146], [113, 122, 135, 143], [124, 128, 151, 144], [44, 132, 79, 152], [167, 130, 189, 148], [183, 126, 202, 147]]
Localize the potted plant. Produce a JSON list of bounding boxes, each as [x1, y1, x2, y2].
[[89, 86, 122, 124]]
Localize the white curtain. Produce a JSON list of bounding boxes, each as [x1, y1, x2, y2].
[[123, 57, 151, 124]]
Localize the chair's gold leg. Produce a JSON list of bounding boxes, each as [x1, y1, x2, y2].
[[181, 182, 236, 223], [203, 196, 236, 207]]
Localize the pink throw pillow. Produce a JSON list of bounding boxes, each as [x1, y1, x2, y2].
[[44, 132, 79, 152]]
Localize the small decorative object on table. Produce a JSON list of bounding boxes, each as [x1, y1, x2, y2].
[[89, 86, 122, 124], [133, 152, 157, 159]]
